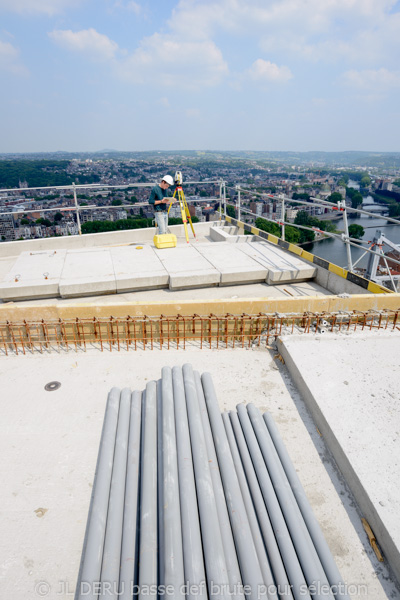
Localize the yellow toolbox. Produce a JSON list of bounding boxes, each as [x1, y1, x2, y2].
[[153, 234, 177, 249]]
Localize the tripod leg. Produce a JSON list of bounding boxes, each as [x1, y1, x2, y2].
[[178, 189, 190, 243], [182, 191, 196, 239]]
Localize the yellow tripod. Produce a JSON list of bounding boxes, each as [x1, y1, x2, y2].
[[167, 179, 196, 243]]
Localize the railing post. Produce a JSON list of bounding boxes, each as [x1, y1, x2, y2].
[[340, 201, 352, 272], [223, 182, 227, 218], [73, 182, 82, 236], [236, 185, 241, 222], [219, 180, 223, 223], [281, 195, 285, 241]]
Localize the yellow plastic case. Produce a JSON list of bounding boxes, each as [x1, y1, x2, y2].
[[153, 234, 177, 249]]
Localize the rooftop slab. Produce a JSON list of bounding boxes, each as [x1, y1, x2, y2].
[[0, 239, 318, 301], [0, 250, 67, 301], [196, 242, 267, 284], [0, 344, 398, 599], [278, 332, 400, 585], [154, 244, 221, 290], [110, 245, 169, 292], [59, 248, 116, 298], [238, 240, 317, 284]]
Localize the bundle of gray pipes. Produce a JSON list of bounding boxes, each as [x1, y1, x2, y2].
[[75, 364, 350, 600]]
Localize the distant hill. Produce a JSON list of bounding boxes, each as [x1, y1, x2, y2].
[[1, 149, 400, 168]]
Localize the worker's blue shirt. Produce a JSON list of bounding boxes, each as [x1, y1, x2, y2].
[[149, 185, 170, 212]]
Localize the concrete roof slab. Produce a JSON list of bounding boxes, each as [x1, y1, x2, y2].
[[154, 245, 220, 289], [238, 241, 316, 284], [110, 246, 169, 292], [279, 332, 400, 585], [196, 243, 267, 285], [0, 250, 67, 301], [59, 249, 116, 298]]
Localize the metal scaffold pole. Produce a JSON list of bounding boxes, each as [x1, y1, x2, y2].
[[263, 413, 351, 600], [172, 367, 207, 600], [76, 388, 121, 600], [139, 381, 158, 600], [229, 411, 294, 599], [182, 364, 230, 598], [119, 390, 142, 600], [194, 371, 243, 599], [100, 389, 131, 599], [340, 201, 353, 272], [236, 185, 241, 222], [161, 367, 185, 599], [236, 404, 312, 600], [222, 412, 278, 600], [247, 404, 334, 600], [73, 182, 82, 236], [201, 373, 266, 600], [223, 182, 227, 218], [219, 180, 223, 223]]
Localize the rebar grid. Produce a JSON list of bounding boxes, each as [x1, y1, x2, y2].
[[0, 310, 399, 355]]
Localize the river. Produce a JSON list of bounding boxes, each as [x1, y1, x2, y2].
[[303, 187, 400, 268]]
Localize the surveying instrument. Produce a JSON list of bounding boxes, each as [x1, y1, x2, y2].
[[168, 171, 196, 243]]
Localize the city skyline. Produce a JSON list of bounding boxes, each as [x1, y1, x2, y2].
[[1, 0, 400, 153]]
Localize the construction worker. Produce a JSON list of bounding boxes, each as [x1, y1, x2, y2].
[[149, 175, 174, 234]]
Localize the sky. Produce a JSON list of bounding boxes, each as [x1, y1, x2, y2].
[[1, 0, 400, 153]]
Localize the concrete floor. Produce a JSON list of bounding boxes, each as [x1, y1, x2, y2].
[[0, 342, 399, 599], [279, 331, 400, 587]]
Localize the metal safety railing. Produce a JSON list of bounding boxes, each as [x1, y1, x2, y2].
[[0, 180, 222, 235], [3, 179, 399, 279], [1, 310, 399, 355], [223, 184, 400, 278]]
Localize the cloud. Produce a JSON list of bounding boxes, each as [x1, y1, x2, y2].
[[185, 108, 200, 118], [157, 97, 170, 107], [247, 59, 292, 83], [342, 68, 400, 89], [0, 39, 27, 74], [49, 28, 118, 61], [113, 0, 142, 14], [49, 24, 228, 89], [124, 1, 141, 14], [0, 0, 82, 15], [117, 34, 228, 88], [169, 0, 400, 67]]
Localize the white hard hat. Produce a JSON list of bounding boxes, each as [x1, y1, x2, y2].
[[162, 175, 174, 186]]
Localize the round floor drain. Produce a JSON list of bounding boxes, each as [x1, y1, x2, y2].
[[44, 381, 61, 392]]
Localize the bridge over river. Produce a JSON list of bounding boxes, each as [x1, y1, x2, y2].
[[361, 202, 389, 214]]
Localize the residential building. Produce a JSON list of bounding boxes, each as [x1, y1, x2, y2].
[[0, 213, 16, 241]]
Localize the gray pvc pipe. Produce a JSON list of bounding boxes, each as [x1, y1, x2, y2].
[[229, 411, 294, 600], [161, 367, 185, 599], [100, 388, 131, 598], [119, 390, 142, 600], [182, 364, 230, 599], [236, 404, 312, 600], [76, 387, 121, 600], [194, 371, 243, 600], [222, 412, 278, 600], [263, 413, 350, 600], [247, 404, 334, 600], [172, 366, 207, 600], [139, 380, 158, 600], [156, 379, 164, 590], [201, 372, 267, 600]]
